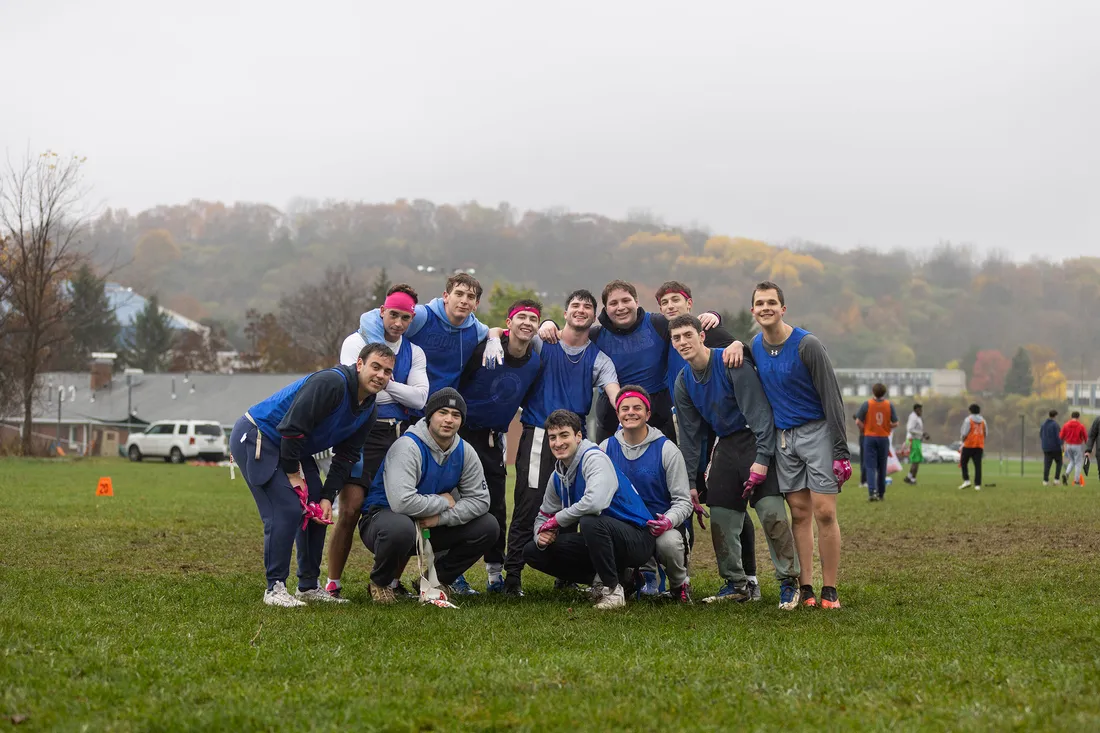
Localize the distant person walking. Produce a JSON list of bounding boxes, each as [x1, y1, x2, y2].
[[854, 412, 868, 489], [1086, 415, 1100, 474], [1059, 411, 1088, 486], [959, 404, 987, 491], [1039, 410, 1062, 486], [856, 384, 897, 501], [903, 403, 929, 485]]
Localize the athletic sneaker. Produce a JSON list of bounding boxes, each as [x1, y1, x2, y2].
[[393, 580, 414, 599], [903, 476, 916, 485], [868, 494, 879, 502], [554, 578, 580, 593], [778, 579, 801, 610], [296, 586, 350, 604], [820, 586, 841, 609], [486, 577, 505, 593], [588, 578, 606, 601], [324, 580, 342, 599], [593, 584, 626, 610], [958, 480, 971, 489], [1062, 474, 1068, 486], [877, 492, 885, 501], [859, 482, 868, 490], [503, 575, 524, 597], [705, 580, 750, 603], [668, 583, 692, 603], [638, 571, 661, 597], [747, 579, 761, 602], [800, 584, 817, 608], [450, 575, 479, 595], [974, 485, 981, 491], [369, 583, 396, 605], [263, 581, 305, 608], [1042, 481, 1049, 486]]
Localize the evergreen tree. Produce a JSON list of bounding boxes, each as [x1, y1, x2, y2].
[[54, 265, 120, 370], [720, 308, 757, 343], [124, 294, 174, 372], [1004, 347, 1034, 396], [369, 268, 392, 307]]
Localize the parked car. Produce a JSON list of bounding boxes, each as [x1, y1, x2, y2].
[[126, 420, 228, 463], [921, 443, 961, 464]]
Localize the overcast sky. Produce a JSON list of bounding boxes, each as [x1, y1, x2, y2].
[[3, 0, 1097, 259]]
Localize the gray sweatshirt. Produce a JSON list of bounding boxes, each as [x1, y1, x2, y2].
[[381, 419, 489, 526], [674, 350, 777, 489], [600, 426, 692, 528], [533, 439, 620, 531]]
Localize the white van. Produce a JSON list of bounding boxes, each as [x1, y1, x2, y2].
[[126, 420, 228, 463]]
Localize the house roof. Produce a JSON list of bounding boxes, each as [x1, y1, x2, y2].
[[9, 371, 311, 428], [105, 282, 207, 333]]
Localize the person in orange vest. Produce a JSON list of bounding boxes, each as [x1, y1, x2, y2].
[[959, 403, 987, 491], [1059, 411, 1088, 486], [856, 383, 898, 501]]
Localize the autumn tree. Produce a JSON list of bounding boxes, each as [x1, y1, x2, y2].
[[278, 267, 364, 366], [968, 350, 1011, 394], [1004, 347, 1033, 396], [0, 151, 90, 454], [1023, 344, 1067, 399], [242, 309, 315, 373], [485, 281, 563, 328]]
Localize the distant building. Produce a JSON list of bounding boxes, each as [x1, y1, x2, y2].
[[105, 282, 209, 338], [1066, 379, 1100, 410], [835, 368, 966, 398]]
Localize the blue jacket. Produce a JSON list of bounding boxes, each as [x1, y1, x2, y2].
[[1040, 418, 1061, 452]]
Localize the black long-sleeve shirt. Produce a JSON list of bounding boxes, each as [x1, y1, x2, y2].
[[275, 364, 377, 501]]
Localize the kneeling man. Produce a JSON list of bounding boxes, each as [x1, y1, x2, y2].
[[358, 388, 498, 604], [523, 409, 655, 610]]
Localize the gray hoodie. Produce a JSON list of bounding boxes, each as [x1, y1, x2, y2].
[[381, 419, 489, 526], [960, 414, 987, 444], [533, 438, 620, 531], [600, 427, 692, 528]]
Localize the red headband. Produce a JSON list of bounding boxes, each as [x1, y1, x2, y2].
[[508, 305, 541, 320], [615, 391, 651, 411], [383, 292, 416, 314], [657, 290, 690, 303]]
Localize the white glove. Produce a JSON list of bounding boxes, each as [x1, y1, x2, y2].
[[482, 337, 504, 369]]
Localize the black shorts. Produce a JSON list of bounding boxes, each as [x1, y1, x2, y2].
[[704, 428, 781, 511], [343, 419, 408, 489]]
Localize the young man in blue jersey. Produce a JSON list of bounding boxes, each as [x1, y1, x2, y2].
[[600, 386, 694, 602], [504, 289, 620, 596], [656, 280, 760, 600], [457, 299, 544, 593], [539, 280, 726, 444], [671, 315, 802, 609], [726, 281, 851, 610], [358, 388, 498, 605], [524, 409, 656, 610], [230, 343, 395, 608], [324, 284, 429, 600], [358, 273, 504, 416]]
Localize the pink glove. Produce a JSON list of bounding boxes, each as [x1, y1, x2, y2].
[[301, 502, 333, 530], [646, 514, 674, 537], [833, 459, 853, 487], [291, 484, 308, 508], [538, 515, 561, 534], [742, 470, 767, 500], [690, 495, 709, 530]]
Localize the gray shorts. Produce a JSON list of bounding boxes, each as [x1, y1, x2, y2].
[[775, 419, 838, 495]]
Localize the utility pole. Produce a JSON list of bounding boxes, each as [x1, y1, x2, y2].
[[1019, 413, 1025, 477], [57, 386, 63, 452]]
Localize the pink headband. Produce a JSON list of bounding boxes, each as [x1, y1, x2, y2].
[[616, 391, 651, 411], [657, 290, 690, 303], [508, 305, 541, 320], [383, 292, 416, 314]]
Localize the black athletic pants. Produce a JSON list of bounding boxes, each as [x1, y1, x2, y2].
[[504, 424, 558, 579], [523, 514, 655, 590], [358, 507, 499, 586], [1042, 450, 1063, 482], [961, 447, 983, 485], [459, 425, 508, 566]]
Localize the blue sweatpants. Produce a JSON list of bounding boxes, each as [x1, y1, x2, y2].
[[230, 415, 327, 591], [864, 436, 890, 498]]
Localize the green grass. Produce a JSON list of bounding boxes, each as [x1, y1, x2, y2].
[[1, 458, 1098, 731]]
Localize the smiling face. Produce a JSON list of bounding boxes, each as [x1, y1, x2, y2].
[[380, 306, 413, 341], [565, 297, 596, 331], [357, 353, 395, 395], [616, 396, 649, 431], [548, 424, 583, 463], [604, 288, 638, 328], [428, 406, 463, 444], [751, 288, 786, 330], [507, 309, 540, 344], [658, 291, 693, 319], [443, 284, 480, 325], [670, 324, 706, 363]]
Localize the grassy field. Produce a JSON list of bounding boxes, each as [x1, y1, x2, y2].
[[1, 458, 1098, 731]]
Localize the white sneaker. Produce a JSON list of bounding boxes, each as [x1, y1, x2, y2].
[[1042, 481, 1049, 486], [974, 485, 981, 491], [593, 583, 626, 610], [295, 587, 350, 604], [264, 581, 306, 608], [958, 480, 971, 490]]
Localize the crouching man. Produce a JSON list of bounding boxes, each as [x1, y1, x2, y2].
[[230, 343, 394, 608], [358, 388, 498, 604], [601, 385, 694, 602], [523, 409, 655, 610]]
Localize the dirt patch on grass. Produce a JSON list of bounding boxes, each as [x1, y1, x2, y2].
[[847, 520, 1100, 558]]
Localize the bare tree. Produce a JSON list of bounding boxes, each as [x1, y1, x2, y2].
[[0, 151, 90, 454], [278, 267, 365, 365]]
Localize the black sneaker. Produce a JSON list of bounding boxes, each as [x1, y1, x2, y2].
[[868, 494, 879, 502], [1062, 474, 1069, 486], [554, 578, 580, 593], [747, 579, 761, 601], [503, 576, 524, 597], [820, 585, 841, 609], [668, 583, 693, 603], [393, 581, 414, 598], [800, 584, 817, 608]]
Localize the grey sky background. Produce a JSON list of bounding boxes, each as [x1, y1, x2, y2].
[[3, 0, 1097, 259]]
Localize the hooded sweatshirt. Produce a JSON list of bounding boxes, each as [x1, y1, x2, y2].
[[1040, 418, 1062, 452], [960, 414, 987, 449], [533, 438, 651, 531], [600, 426, 692, 528], [362, 419, 489, 526]]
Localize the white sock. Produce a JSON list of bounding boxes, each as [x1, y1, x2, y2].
[[326, 577, 341, 589], [748, 575, 758, 585], [389, 578, 400, 589], [486, 562, 503, 582]]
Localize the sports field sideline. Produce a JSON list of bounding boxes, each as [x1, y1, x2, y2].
[[1, 458, 1097, 731]]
